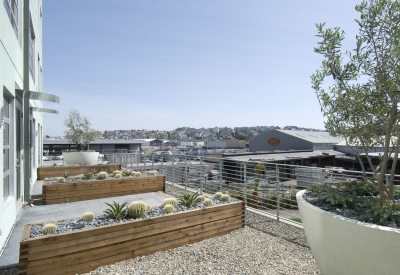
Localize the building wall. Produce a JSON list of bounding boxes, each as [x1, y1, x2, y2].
[[334, 145, 385, 155], [0, 0, 43, 250], [249, 130, 312, 152], [207, 141, 226, 148]]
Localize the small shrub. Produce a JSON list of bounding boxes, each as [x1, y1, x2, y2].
[[42, 223, 57, 235], [127, 201, 148, 219], [115, 173, 122, 179], [214, 192, 223, 199], [97, 171, 108, 179], [179, 192, 201, 207], [204, 198, 213, 207], [221, 194, 230, 202], [57, 177, 65, 183], [81, 211, 95, 222], [104, 201, 128, 220], [163, 204, 175, 214], [162, 198, 178, 207], [122, 170, 132, 177]]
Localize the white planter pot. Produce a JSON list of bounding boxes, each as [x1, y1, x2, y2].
[[296, 190, 400, 275], [62, 151, 99, 165]]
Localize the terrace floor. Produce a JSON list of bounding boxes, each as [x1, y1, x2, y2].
[[0, 184, 320, 275]]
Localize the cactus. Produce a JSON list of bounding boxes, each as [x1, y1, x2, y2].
[[196, 195, 205, 202], [221, 194, 230, 202], [147, 170, 157, 176], [204, 198, 213, 207], [146, 203, 152, 212], [163, 204, 175, 214], [97, 171, 108, 179], [115, 173, 122, 179], [57, 177, 65, 183], [127, 201, 148, 219], [214, 192, 223, 199], [75, 174, 83, 179], [112, 170, 121, 176], [162, 198, 178, 207], [42, 223, 57, 235], [81, 211, 95, 222], [134, 172, 142, 177]]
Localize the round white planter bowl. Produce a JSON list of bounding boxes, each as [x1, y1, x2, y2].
[[297, 189, 400, 275], [62, 151, 99, 165]]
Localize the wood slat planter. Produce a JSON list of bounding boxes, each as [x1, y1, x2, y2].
[[42, 176, 165, 205], [37, 164, 121, 180], [18, 201, 245, 275]]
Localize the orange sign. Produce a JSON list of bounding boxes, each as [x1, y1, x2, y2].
[[268, 138, 280, 146]]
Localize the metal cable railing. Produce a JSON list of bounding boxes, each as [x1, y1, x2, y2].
[[104, 152, 400, 226]]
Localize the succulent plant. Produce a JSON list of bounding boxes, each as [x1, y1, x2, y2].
[[115, 173, 122, 179], [146, 203, 152, 212], [62, 170, 69, 178], [197, 195, 205, 202], [81, 211, 95, 222], [214, 192, 223, 199], [57, 177, 65, 183], [122, 170, 132, 177], [127, 201, 148, 219], [162, 198, 178, 207], [179, 192, 201, 207], [97, 171, 108, 179], [112, 170, 121, 176], [147, 170, 157, 176], [104, 201, 128, 220], [42, 223, 58, 235], [163, 204, 175, 214], [75, 174, 83, 179], [204, 198, 213, 207], [221, 194, 231, 202], [134, 172, 142, 177]]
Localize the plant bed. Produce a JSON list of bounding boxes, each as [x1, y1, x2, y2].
[[37, 164, 121, 180], [42, 175, 165, 205], [18, 200, 245, 275], [297, 182, 400, 275]]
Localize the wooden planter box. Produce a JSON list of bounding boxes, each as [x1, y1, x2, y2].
[[18, 201, 245, 275], [42, 176, 166, 205], [37, 164, 121, 180]]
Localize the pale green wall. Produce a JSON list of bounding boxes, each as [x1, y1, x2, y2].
[[0, 0, 43, 250]]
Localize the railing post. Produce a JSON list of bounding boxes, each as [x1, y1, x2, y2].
[[152, 154, 154, 170], [185, 157, 187, 190], [219, 159, 223, 191], [243, 161, 247, 207], [276, 164, 280, 222], [172, 157, 175, 186]]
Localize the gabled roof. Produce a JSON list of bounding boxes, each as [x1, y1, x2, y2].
[[276, 130, 343, 144]]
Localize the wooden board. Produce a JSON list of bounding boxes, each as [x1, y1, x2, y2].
[[37, 164, 121, 180], [18, 201, 245, 275], [42, 176, 165, 205]]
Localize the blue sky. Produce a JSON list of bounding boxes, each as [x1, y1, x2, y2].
[[43, 0, 361, 136]]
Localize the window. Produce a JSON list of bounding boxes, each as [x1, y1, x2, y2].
[[3, 0, 18, 37], [3, 95, 11, 200], [29, 17, 35, 79]]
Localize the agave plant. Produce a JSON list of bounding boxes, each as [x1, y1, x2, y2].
[[178, 192, 202, 207], [103, 201, 128, 220]]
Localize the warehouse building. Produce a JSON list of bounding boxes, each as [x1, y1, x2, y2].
[[249, 130, 343, 152]]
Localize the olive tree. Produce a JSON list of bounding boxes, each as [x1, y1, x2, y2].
[[311, 0, 400, 200], [64, 109, 98, 151]]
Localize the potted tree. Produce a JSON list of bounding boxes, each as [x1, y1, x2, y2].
[[63, 109, 99, 165], [298, 1, 400, 274]]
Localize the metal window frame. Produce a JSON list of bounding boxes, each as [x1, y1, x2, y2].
[[3, 0, 18, 36]]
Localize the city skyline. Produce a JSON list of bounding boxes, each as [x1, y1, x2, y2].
[[43, 1, 361, 136]]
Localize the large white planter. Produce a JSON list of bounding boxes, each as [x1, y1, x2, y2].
[[62, 151, 99, 165], [296, 190, 400, 275]]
